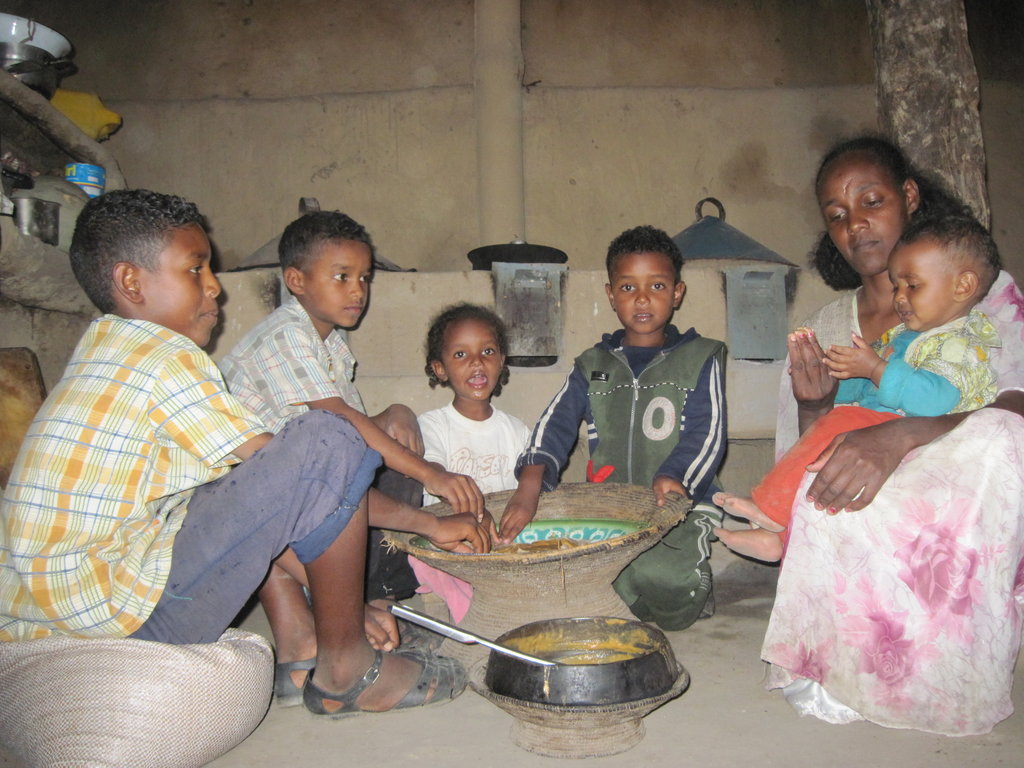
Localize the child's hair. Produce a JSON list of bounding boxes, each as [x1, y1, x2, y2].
[[811, 136, 972, 290], [606, 225, 683, 282], [424, 303, 511, 396], [69, 189, 204, 314], [278, 211, 376, 271], [896, 214, 1002, 300]]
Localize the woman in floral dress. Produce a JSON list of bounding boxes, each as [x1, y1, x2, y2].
[[763, 136, 1024, 736]]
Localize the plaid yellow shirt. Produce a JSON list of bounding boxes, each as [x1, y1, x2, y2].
[[0, 316, 265, 640]]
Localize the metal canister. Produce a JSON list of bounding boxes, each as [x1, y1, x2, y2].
[[64, 162, 105, 198]]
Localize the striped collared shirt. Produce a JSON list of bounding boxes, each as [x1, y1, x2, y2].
[[221, 295, 365, 434], [0, 316, 264, 640]]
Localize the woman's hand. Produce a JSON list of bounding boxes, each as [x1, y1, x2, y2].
[[806, 393, 1024, 513], [788, 328, 838, 433], [805, 413, 961, 512], [789, 328, 837, 403]]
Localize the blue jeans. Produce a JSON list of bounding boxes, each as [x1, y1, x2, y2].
[[132, 410, 380, 644]]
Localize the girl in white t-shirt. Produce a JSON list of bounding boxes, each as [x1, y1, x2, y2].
[[414, 304, 530, 621]]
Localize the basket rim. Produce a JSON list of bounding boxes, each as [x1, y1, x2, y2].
[[383, 482, 688, 565]]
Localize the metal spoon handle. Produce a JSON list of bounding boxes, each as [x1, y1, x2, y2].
[[389, 604, 556, 666]]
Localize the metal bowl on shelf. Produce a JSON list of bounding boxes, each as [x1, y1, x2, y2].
[[0, 13, 75, 97]]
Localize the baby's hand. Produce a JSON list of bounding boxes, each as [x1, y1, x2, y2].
[[823, 334, 885, 383], [424, 468, 486, 521], [652, 475, 689, 507], [426, 512, 491, 554], [497, 489, 539, 545]]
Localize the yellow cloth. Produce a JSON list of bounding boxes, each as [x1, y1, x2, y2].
[[50, 89, 122, 141]]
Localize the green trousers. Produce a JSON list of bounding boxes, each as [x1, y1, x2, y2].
[[613, 502, 720, 631]]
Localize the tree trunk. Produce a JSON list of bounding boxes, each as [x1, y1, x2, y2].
[[866, 0, 990, 225]]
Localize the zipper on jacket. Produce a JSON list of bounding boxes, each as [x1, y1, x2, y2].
[[612, 348, 669, 485]]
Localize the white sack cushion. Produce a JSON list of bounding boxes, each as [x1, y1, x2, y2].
[[0, 629, 273, 767]]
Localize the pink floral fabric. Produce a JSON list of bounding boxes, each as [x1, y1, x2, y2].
[[763, 408, 1024, 735], [766, 271, 1024, 734]]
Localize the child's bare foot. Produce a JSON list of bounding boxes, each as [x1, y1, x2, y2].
[[715, 527, 784, 563], [713, 492, 785, 532]]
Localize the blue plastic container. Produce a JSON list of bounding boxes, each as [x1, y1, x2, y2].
[[64, 163, 106, 198]]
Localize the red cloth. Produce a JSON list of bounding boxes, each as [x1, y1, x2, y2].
[[752, 406, 903, 532]]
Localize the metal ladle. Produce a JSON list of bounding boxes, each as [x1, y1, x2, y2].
[[389, 604, 557, 667]]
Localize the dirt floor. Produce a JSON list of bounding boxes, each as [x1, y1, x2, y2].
[[2, 546, 1022, 767], [202, 548, 1024, 768]]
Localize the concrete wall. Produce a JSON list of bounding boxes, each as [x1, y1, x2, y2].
[[209, 262, 834, 493], [1, 297, 92, 389], [3, 1, 1020, 488], [8, 0, 1020, 275]]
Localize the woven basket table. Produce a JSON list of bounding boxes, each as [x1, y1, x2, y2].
[[470, 659, 689, 758], [384, 482, 688, 665]]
